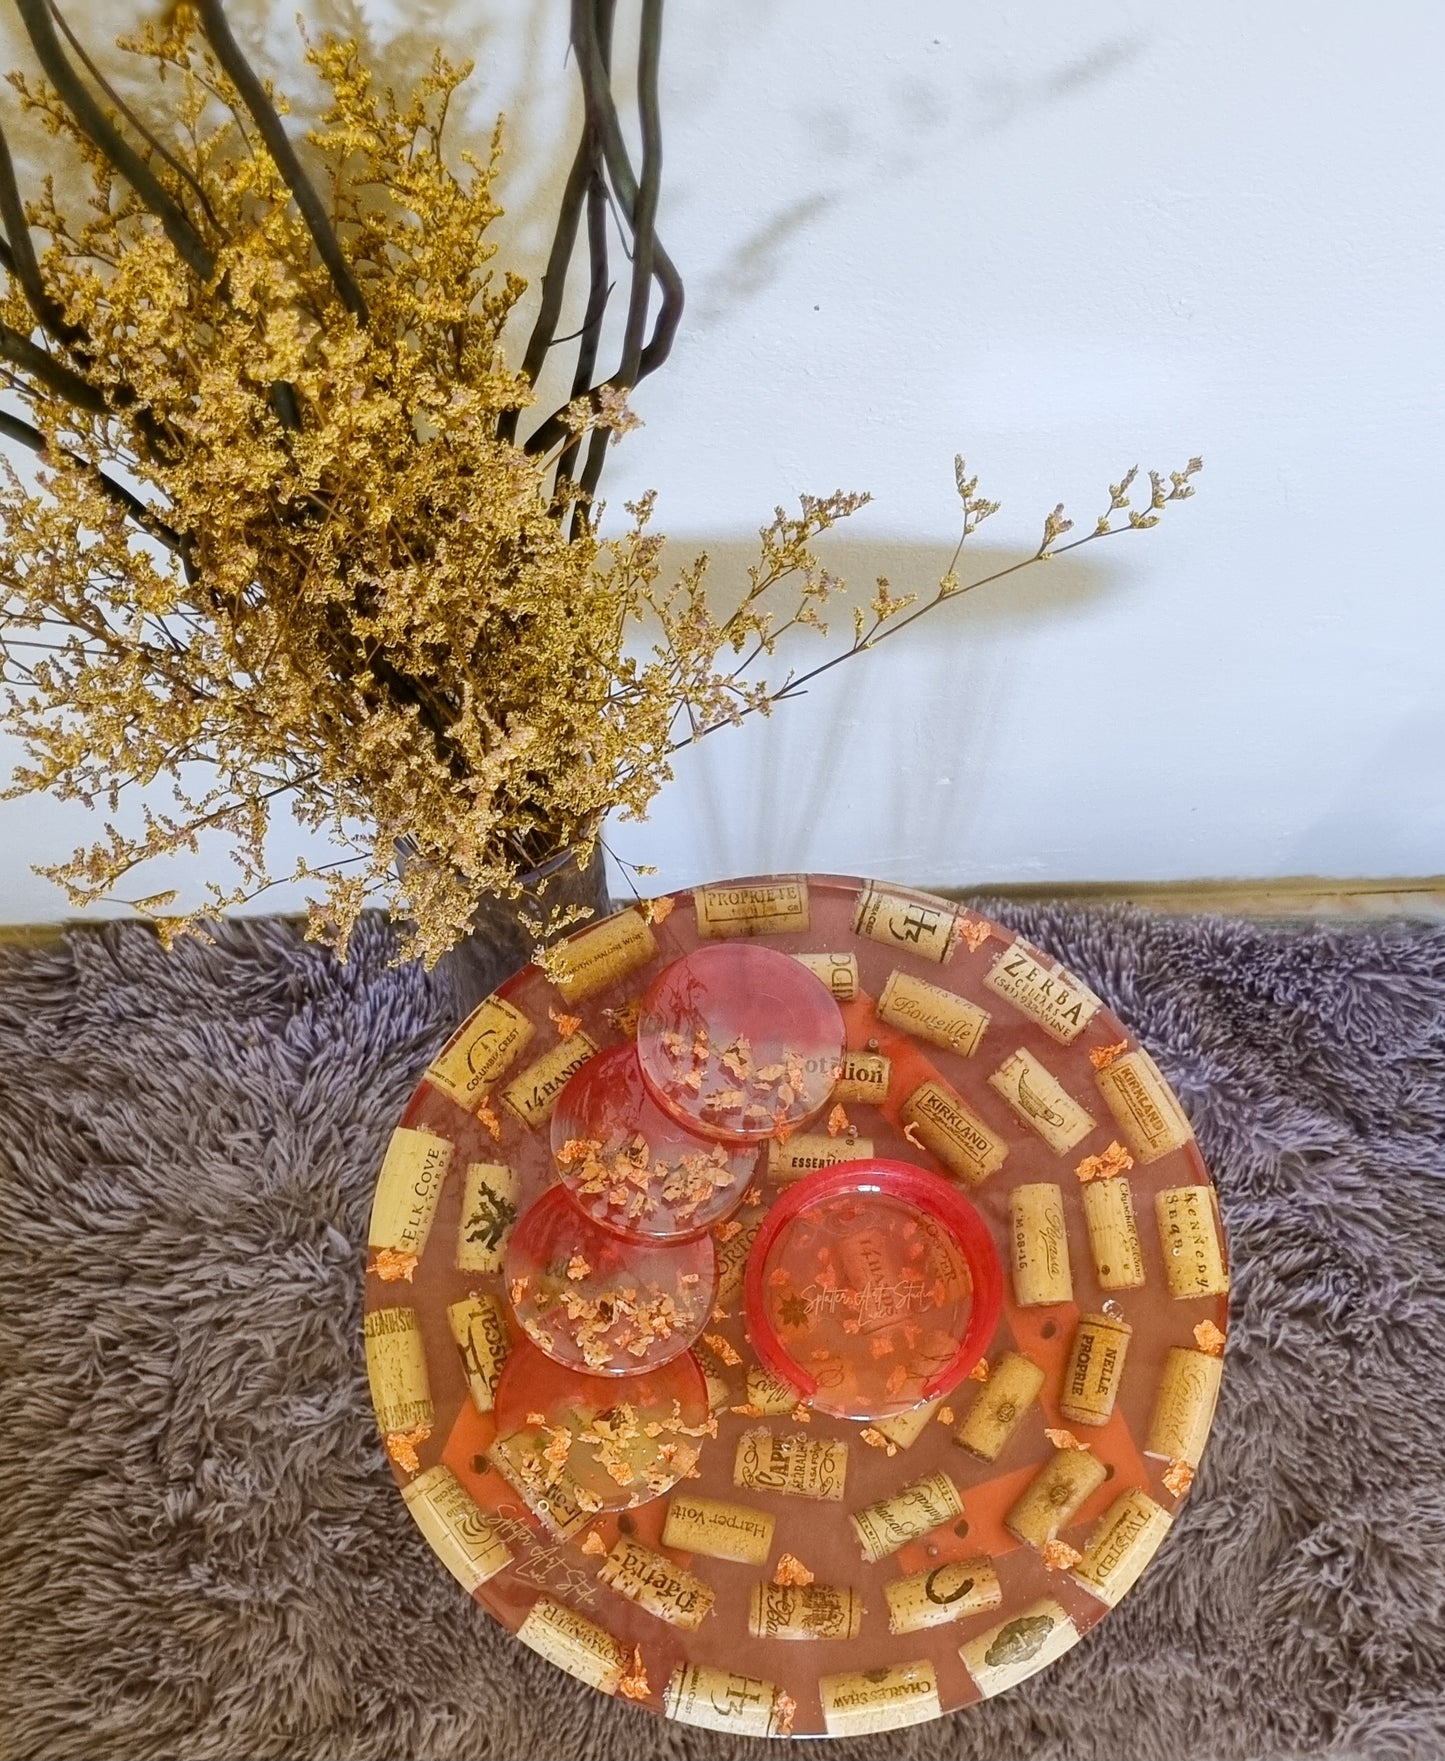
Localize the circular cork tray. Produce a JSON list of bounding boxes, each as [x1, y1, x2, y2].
[[364, 875, 1228, 1740]]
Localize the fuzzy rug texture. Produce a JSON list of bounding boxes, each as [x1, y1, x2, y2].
[[1, 905, 1444, 1761]]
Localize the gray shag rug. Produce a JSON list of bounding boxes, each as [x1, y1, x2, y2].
[[2, 903, 1444, 1761]]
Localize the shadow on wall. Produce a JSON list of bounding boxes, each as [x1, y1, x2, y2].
[[615, 535, 1125, 886]]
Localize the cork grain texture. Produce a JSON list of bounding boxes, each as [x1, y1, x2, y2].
[[1, 906, 1443, 1760]]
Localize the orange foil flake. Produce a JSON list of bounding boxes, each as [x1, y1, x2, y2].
[[902, 1121, 927, 1151], [617, 1646, 651, 1701], [1163, 1458, 1196, 1498], [789, 1403, 812, 1424], [477, 1095, 503, 1141], [772, 1553, 816, 1587], [1089, 1040, 1130, 1071], [937, 1406, 956, 1426], [773, 1691, 798, 1739], [730, 1403, 765, 1418], [371, 1247, 418, 1283], [579, 1530, 607, 1556], [548, 1006, 583, 1039], [1075, 1140, 1135, 1182], [1194, 1319, 1227, 1357], [826, 1103, 851, 1137], [957, 917, 992, 953], [641, 895, 676, 925], [967, 1359, 991, 1384], [701, 1332, 742, 1367], [859, 1427, 899, 1457], [565, 1255, 591, 1281], [1044, 1427, 1089, 1452], [384, 1425, 431, 1476], [1041, 1539, 1082, 1572], [714, 1219, 744, 1245]]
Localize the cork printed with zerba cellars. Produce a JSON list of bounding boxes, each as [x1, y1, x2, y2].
[[362, 874, 1227, 1736]]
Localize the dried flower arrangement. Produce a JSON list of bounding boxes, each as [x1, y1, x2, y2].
[[0, 0, 1200, 964]]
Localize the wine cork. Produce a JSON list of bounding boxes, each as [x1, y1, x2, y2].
[[748, 1582, 863, 1641], [988, 1049, 1095, 1154], [794, 951, 858, 1000], [446, 1294, 511, 1413], [426, 995, 534, 1106], [820, 1660, 941, 1737], [363, 1305, 433, 1436], [874, 1399, 941, 1450], [1008, 1182, 1074, 1306], [1156, 1186, 1229, 1298], [486, 1433, 591, 1540], [695, 877, 810, 938], [983, 945, 1100, 1043], [733, 1428, 847, 1501], [1070, 1486, 1172, 1607], [547, 910, 657, 1004], [516, 1596, 628, 1695], [401, 1463, 511, 1592], [662, 1493, 775, 1564], [664, 1663, 787, 1737], [852, 881, 960, 963], [369, 1127, 452, 1262], [1082, 1175, 1146, 1290], [498, 1031, 598, 1128], [1146, 1347, 1224, 1466], [765, 1131, 873, 1182], [885, 1556, 1002, 1633], [746, 1364, 802, 1415], [1059, 1312, 1133, 1427], [456, 1161, 519, 1273], [832, 1048, 892, 1106], [715, 1210, 762, 1304], [850, 1470, 964, 1563], [899, 1078, 1008, 1186], [1096, 1048, 1194, 1163], [702, 1366, 732, 1414], [598, 1536, 715, 1630], [959, 1598, 1080, 1699], [1005, 1446, 1108, 1545], [877, 969, 989, 1058], [956, 1350, 1045, 1460]]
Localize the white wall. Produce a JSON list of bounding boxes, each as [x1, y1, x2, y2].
[[2, 0, 1442, 920]]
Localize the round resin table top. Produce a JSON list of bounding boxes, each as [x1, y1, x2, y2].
[[364, 874, 1228, 1740]]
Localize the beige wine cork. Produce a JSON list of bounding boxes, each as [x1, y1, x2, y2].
[[363, 1305, 433, 1436], [547, 910, 657, 1004], [368, 1127, 452, 1262], [957, 1351, 1045, 1460], [401, 1463, 511, 1592], [959, 1598, 1080, 1699], [983, 945, 1100, 1043], [733, 1428, 847, 1501], [426, 995, 534, 1107], [1146, 1347, 1224, 1466], [499, 1031, 598, 1128], [748, 1581, 863, 1641], [1060, 1312, 1133, 1427], [1156, 1185, 1229, 1298], [794, 950, 858, 1000], [663, 1662, 787, 1737], [899, 1078, 1009, 1186], [874, 1399, 941, 1450], [598, 1536, 715, 1630], [885, 1556, 1002, 1633], [820, 1660, 941, 1737], [714, 1210, 762, 1304], [516, 1596, 628, 1695], [989, 1049, 1095, 1154], [702, 1366, 732, 1414], [456, 1161, 519, 1273], [850, 1470, 964, 1563], [446, 1294, 511, 1413], [1096, 1048, 1194, 1163], [1070, 1486, 1173, 1607], [832, 1048, 892, 1105], [486, 1433, 592, 1540], [877, 969, 989, 1058], [695, 876, 810, 938], [746, 1365, 802, 1415], [1008, 1182, 1074, 1307], [1082, 1175, 1146, 1290], [1005, 1446, 1108, 1546], [765, 1131, 873, 1182], [662, 1493, 775, 1564], [852, 882, 960, 963]]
